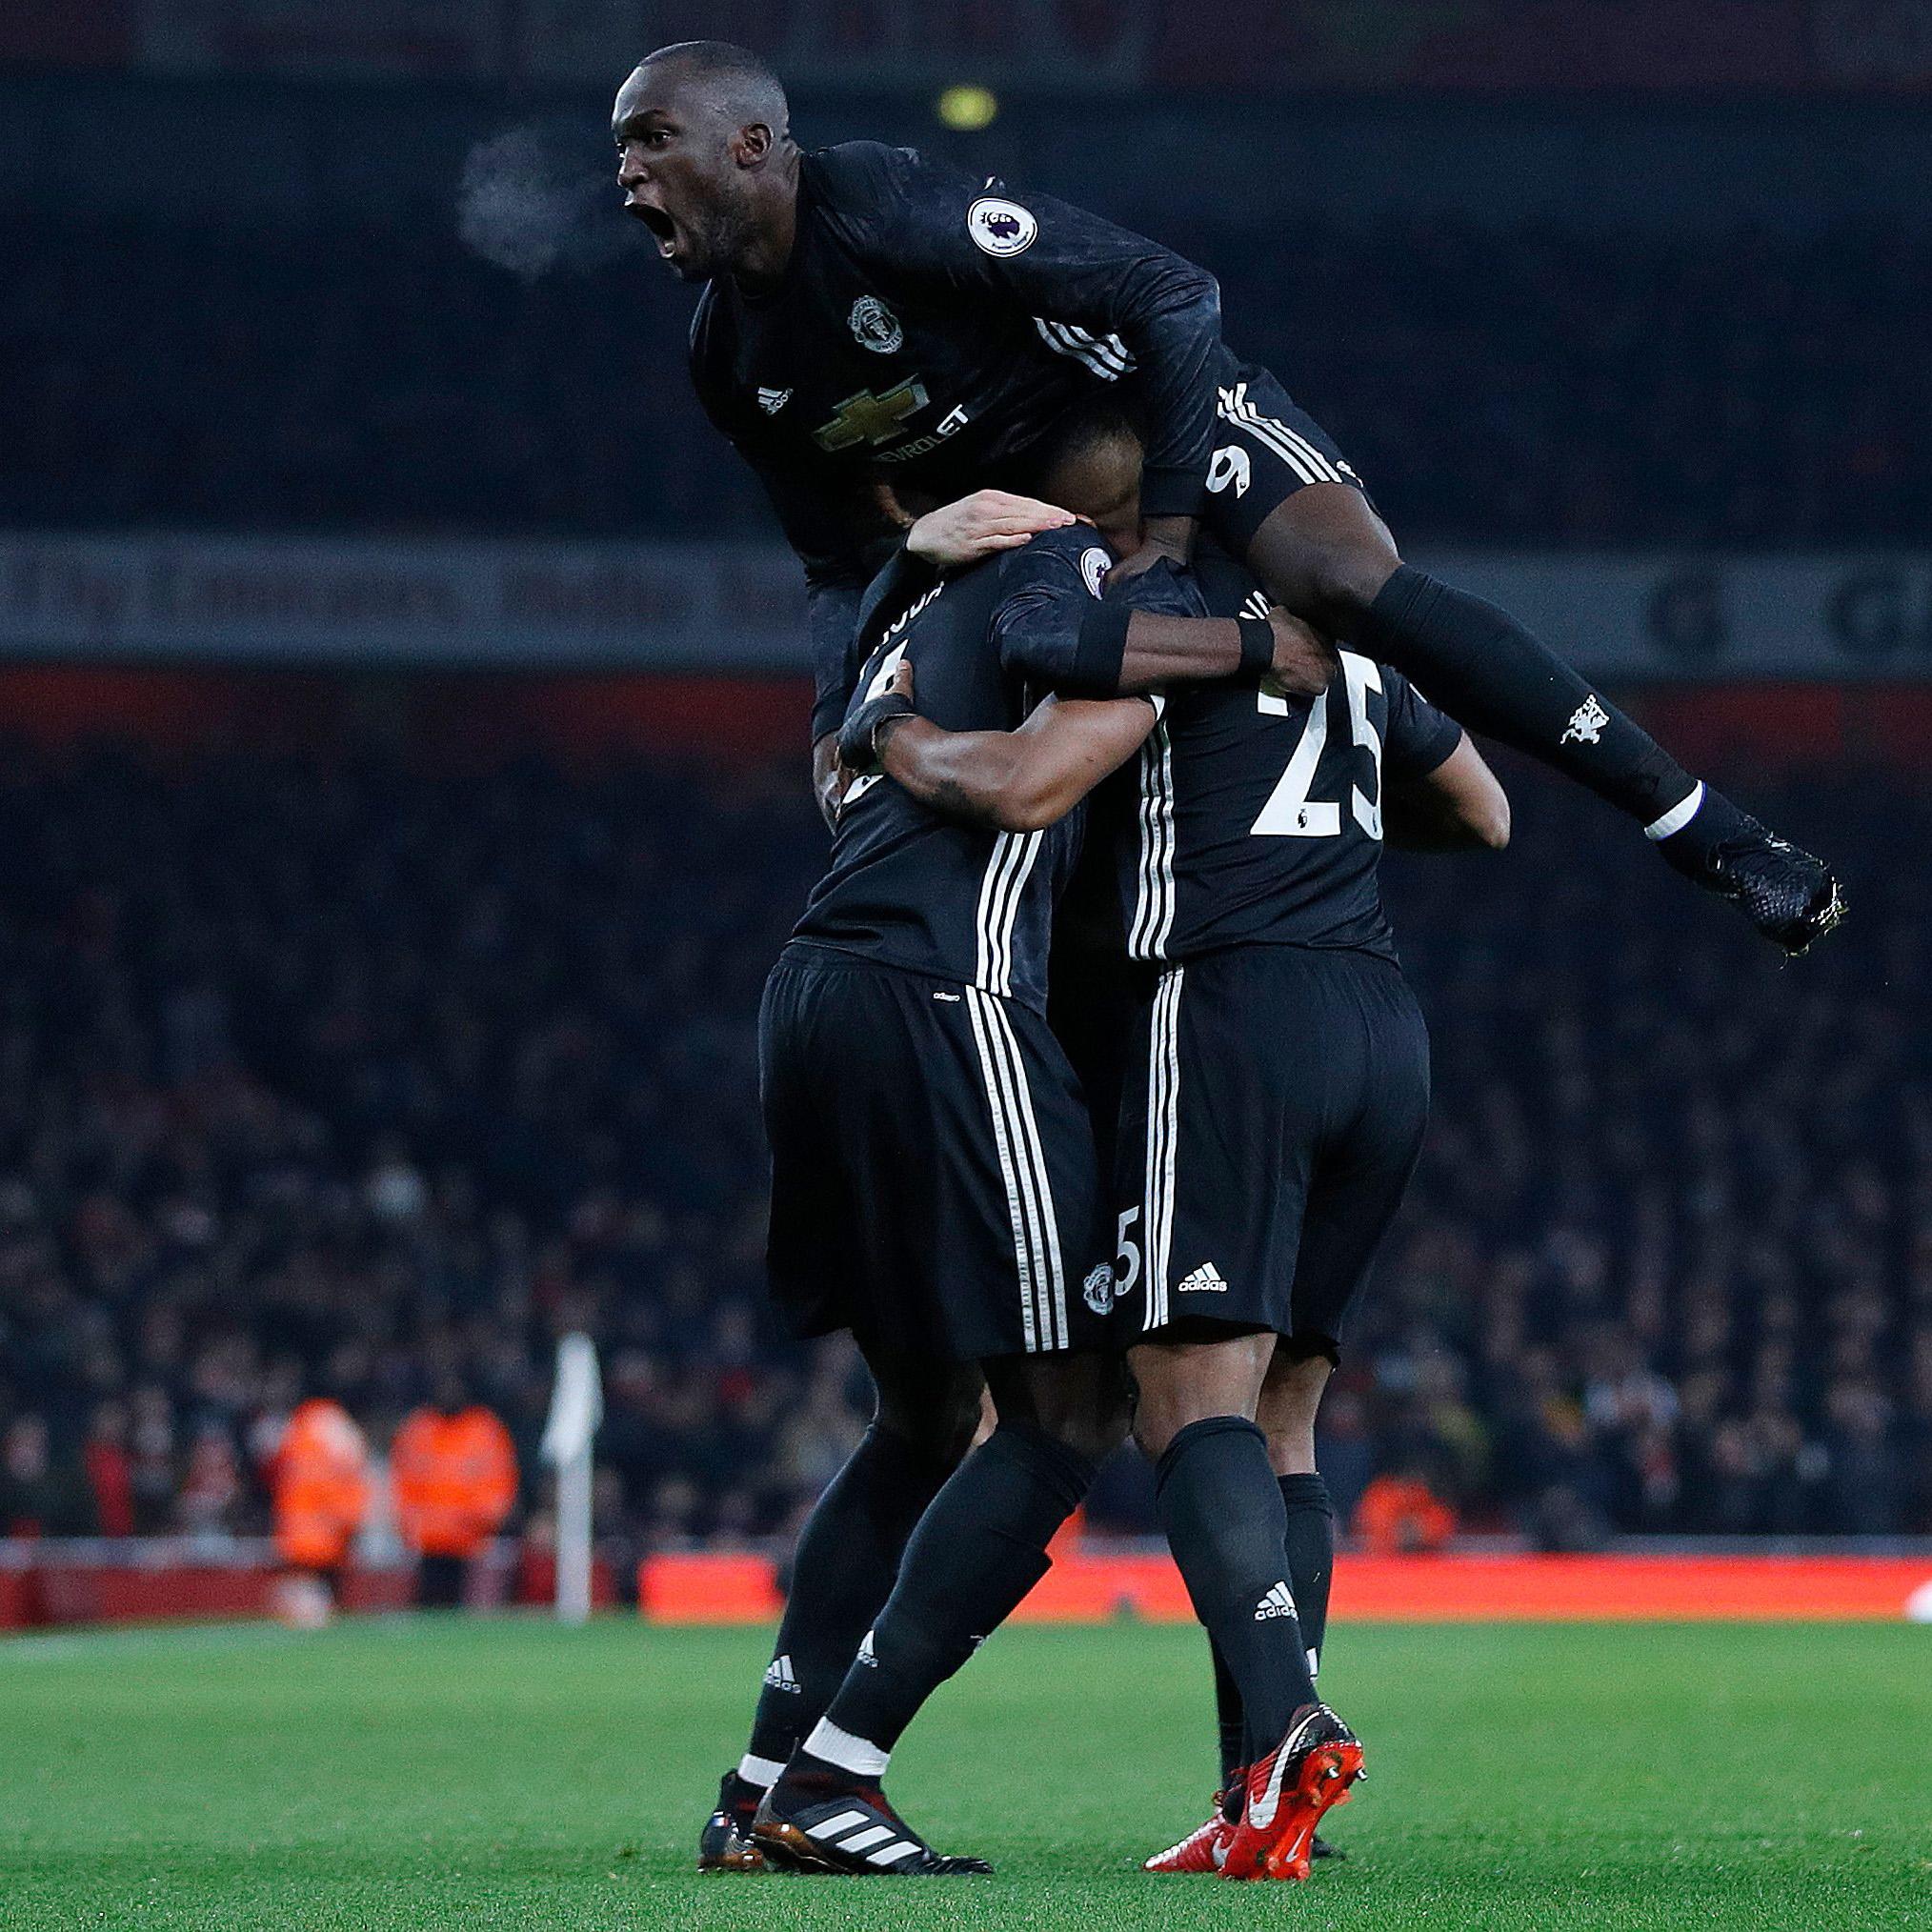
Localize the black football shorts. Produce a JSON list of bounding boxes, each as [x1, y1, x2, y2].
[[1110, 944, 1428, 1360], [760, 943, 1113, 1363], [1198, 355, 1373, 553]]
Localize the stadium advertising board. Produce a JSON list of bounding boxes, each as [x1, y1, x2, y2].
[[1, 534, 1927, 678]]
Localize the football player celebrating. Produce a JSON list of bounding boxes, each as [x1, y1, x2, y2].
[[614, 39, 1840, 953]]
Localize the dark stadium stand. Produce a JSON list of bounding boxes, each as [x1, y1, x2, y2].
[[3, 216, 1924, 546], [0, 735, 1924, 1550]]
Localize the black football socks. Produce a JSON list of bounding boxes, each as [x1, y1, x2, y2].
[[1357, 567, 1738, 853], [1157, 1417, 1319, 1764], [790, 1423, 1097, 1785], [1279, 1472, 1336, 1664], [738, 1424, 955, 1786], [1209, 1470, 1338, 1789]]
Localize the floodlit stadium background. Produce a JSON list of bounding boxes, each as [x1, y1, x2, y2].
[[1, 0, 1929, 1630]]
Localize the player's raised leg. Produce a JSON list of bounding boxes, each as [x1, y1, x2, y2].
[[1204, 370, 1842, 953]]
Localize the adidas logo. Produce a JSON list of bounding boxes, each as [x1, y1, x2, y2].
[[762, 1653, 800, 1694], [1177, 1262, 1229, 1295], [1255, 1581, 1298, 1621], [855, 1630, 878, 1668]]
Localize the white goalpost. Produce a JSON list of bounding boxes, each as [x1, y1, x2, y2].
[[538, 1333, 603, 1625]]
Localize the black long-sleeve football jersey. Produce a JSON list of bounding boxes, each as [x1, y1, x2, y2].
[[793, 525, 1137, 1014], [1099, 550, 1464, 964], [687, 141, 1222, 739]]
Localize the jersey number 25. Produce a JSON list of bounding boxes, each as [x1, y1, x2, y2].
[[1250, 652, 1383, 841]]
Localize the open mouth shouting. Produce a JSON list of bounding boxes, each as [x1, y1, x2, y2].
[[626, 197, 680, 260]]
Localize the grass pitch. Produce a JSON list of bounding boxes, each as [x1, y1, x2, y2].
[[3, 1616, 1927, 1930]]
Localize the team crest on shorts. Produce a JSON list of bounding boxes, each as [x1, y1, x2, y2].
[[1207, 445, 1253, 497], [849, 294, 903, 354], [967, 196, 1038, 257], [1082, 1263, 1117, 1316], [1080, 547, 1111, 597]]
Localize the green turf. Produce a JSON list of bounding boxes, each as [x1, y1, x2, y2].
[[2, 1616, 1927, 1930]]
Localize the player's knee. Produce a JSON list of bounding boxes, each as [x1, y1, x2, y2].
[[984, 1357, 1131, 1466], [874, 1370, 985, 1468], [1252, 493, 1401, 631], [1301, 533, 1399, 625], [1131, 1388, 1214, 1465], [1256, 1350, 1330, 1474], [1043, 1401, 1130, 1467]]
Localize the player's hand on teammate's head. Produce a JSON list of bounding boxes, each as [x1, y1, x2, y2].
[[1265, 609, 1338, 696], [906, 491, 1077, 569]]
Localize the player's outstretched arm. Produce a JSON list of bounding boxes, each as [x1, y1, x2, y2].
[[848, 660, 1156, 834], [993, 532, 1336, 699], [906, 491, 1078, 568], [1383, 732, 1511, 852]]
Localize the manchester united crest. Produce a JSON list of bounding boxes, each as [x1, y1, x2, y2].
[[848, 294, 904, 355]]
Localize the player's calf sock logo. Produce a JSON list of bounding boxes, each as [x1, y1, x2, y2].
[[1560, 695, 1610, 746], [763, 1654, 800, 1694], [1255, 1581, 1298, 1621]]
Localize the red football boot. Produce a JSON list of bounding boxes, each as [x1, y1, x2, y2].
[[1142, 1779, 1240, 1874], [1218, 1705, 1362, 1882]]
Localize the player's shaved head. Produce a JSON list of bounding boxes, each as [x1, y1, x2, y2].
[[1036, 402, 1147, 553], [614, 41, 798, 285], [626, 41, 789, 138]]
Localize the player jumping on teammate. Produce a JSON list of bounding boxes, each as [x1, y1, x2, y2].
[[614, 39, 1841, 954]]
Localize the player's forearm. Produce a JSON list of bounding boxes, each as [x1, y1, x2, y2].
[[1105, 266, 1220, 518], [878, 699, 1155, 834], [1115, 614, 1250, 693], [877, 718, 1038, 830], [1383, 735, 1511, 852]]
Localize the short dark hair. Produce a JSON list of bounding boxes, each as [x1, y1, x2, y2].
[[635, 40, 789, 134]]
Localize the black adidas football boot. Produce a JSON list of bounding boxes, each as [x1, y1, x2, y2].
[[1658, 795, 1844, 956], [752, 1770, 992, 1876], [697, 1769, 767, 1872]]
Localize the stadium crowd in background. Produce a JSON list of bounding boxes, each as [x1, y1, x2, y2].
[[3, 217, 1924, 547], [0, 745, 1924, 1566]]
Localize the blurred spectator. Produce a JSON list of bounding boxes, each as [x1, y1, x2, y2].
[[392, 1379, 518, 1607], [83, 1399, 135, 1537], [0, 743, 1922, 1549], [1, 1414, 95, 1536], [270, 1392, 372, 1623], [1355, 1470, 1458, 1554]]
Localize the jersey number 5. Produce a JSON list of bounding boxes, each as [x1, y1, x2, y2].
[[1250, 652, 1383, 840]]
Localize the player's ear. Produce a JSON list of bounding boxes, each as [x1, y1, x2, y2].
[[732, 121, 775, 168]]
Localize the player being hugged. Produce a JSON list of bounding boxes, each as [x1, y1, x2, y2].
[[699, 442, 1335, 1875], [800, 414, 1510, 1881]]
